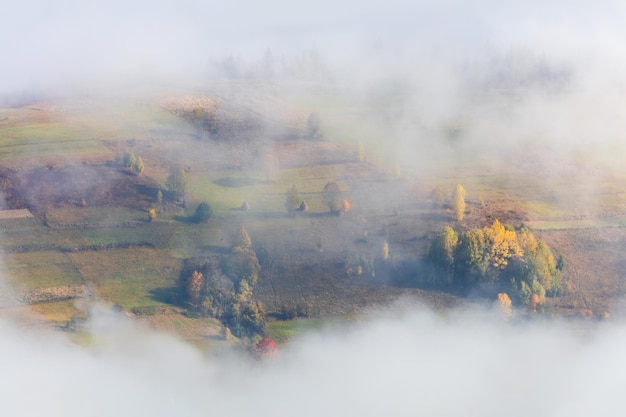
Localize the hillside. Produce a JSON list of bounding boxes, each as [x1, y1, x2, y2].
[[0, 83, 624, 344]]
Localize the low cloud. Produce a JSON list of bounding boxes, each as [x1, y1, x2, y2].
[[1, 301, 624, 417]]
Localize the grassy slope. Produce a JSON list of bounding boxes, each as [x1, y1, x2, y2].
[[2, 83, 626, 340]]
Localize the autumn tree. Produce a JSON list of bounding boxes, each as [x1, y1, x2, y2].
[[484, 219, 523, 269], [187, 270, 204, 306], [450, 184, 466, 221], [285, 185, 300, 216], [231, 225, 252, 249], [255, 337, 278, 357], [322, 181, 343, 213], [381, 240, 390, 261], [166, 166, 188, 201], [496, 293, 513, 320], [224, 247, 261, 287]]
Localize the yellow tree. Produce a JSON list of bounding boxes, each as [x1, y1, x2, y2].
[[484, 219, 523, 269], [496, 293, 513, 320]]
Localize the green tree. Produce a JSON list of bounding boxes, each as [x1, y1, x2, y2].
[[285, 185, 300, 216], [516, 229, 561, 295], [123, 150, 136, 168], [454, 228, 490, 284], [133, 156, 144, 175], [322, 181, 343, 213], [193, 202, 213, 223], [451, 184, 466, 221], [224, 246, 261, 287], [429, 226, 459, 283], [166, 166, 188, 201]]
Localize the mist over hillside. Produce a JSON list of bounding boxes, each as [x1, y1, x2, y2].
[[2, 1, 626, 416]]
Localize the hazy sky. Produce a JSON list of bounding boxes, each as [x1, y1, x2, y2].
[[2, 0, 626, 93]]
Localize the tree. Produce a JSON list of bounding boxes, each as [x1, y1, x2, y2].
[[133, 156, 144, 175], [232, 225, 252, 249], [255, 337, 278, 357], [429, 226, 459, 283], [306, 112, 321, 138], [496, 293, 513, 320], [381, 240, 390, 261], [166, 166, 188, 201], [455, 228, 489, 284], [339, 199, 351, 215], [187, 270, 204, 306], [451, 184, 466, 221], [322, 181, 343, 213], [484, 219, 523, 269], [430, 186, 446, 207], [224, 246, 261, 287], [285, 185, 300, 216], [193, 202, 213, 223], [123, 150, 136, 168]]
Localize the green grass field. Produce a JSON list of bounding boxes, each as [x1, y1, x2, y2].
[[67, 248, 181, 310], [2, 251, 84, 291]]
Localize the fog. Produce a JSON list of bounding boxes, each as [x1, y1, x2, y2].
[[3, 1, 626, 415], [2, 301, 626, 417]]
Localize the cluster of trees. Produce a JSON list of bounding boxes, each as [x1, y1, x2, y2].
[[429, 220, 563, 305], [121, 150, 144, 175], [185, 225, 265, 337]]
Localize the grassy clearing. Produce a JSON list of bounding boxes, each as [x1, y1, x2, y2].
[[2, 251, 84, 290], [77, 223, 177, 248], [45, 206, 146, 226], [29, 300, 87, 325], [0, 217, 177, 251], [265, 318, 328, 341], [141, 312, 224, 342], [185, 164, 355, 217], [67, 247, 181, 310], [167, 222, 229, 258], [527, 216, 626, 230]]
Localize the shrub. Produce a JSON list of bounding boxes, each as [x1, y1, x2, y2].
[[193, 202, 213, 223]]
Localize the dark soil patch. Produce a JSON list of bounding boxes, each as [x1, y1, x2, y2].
[[16, 164, 163, 216]]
